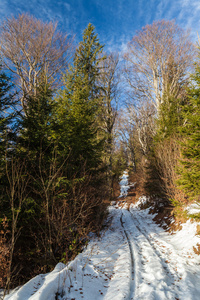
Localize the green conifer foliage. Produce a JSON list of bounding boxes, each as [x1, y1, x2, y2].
[[56, 23, 104, 172], [156, 60, 187, 140], [178, 65, 200, 199], [0, 68, 14, 173], [18, 84, 54, 157], [156, 94, 181, 139]]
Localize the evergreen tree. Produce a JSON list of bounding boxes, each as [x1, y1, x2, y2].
[[0, 24, 109, 288], [156, 94, 180, 139], [18, 83, 54, 158], [0, 68, 14, 162], [74, 23, 104, 100], [156, 60, 187, 140], [178, 65, 200, 199], [16, 83, 56, 229], [144, 61, 188, 202], [55, 23, 104, 173], [10, 84, 60, 274]]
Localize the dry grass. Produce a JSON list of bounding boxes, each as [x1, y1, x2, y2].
[[0, 217, 10, 288], [154, 136, 188, 205]]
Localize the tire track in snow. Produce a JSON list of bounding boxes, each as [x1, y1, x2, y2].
[[130, 210, 197, 299], [127, 208, 182, 299], [120, 212, 136, 300], [120, 209, 154, 300], [119, 171, 179, 299], [131, 211, 183, 280]]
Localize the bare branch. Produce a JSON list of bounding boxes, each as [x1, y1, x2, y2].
[[0, 13, 73, 114], [124, 20, 195, 113]]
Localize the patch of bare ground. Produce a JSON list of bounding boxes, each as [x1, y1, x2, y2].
[[112, 179, 121, 199], [148, 198, 195, 233], [193, 244, 200, 255], [192, 226, 200, 254], [149, 200, 174, 231], [126, 170, 146, 206]]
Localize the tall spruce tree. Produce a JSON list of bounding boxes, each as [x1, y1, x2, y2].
[[178, 64, 200, 200], [18, 84, 54, 158], [55, 23, 104, 173], [0, 67, 14, 175], [10, 84, 60, 273]]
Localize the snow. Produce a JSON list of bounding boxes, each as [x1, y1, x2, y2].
[[132, 195, 149, 208], [118, 171, 129, 197], [186, 202, 200, 216], [4, 171, 200, 300]]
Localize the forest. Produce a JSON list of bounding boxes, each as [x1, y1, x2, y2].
[[0, 14, 200, 293]]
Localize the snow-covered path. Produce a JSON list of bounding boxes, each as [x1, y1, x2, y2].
[[5, 171, 200, 300]]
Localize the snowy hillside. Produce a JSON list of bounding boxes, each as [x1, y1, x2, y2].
[[4, 171, 200, 300]]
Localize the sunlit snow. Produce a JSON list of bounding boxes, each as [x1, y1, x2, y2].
[[4, 171, 200, 300]]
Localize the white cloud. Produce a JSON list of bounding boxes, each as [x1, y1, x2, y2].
[[63, 2, 70, 11], [175, 0, 200, 41]]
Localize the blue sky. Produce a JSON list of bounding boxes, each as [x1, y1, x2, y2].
[[0, 0, 200, 51]]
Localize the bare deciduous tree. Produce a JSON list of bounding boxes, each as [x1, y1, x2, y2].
[[127, 102, 156, 156], [153, 136, 187, 204], [98, 53, 120, 193], [0, 13, 73, 114], [124, 20, 195, 114], [115, 110, 135, 168], [98, 53, 119, 141], [5, 157, 30, 294]]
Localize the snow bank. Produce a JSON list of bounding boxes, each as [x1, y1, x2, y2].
[[186, 202, 200, 216], [170, 220, 200, 251], [5, 171, 200, 300], [132, 195, 149, 209]]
